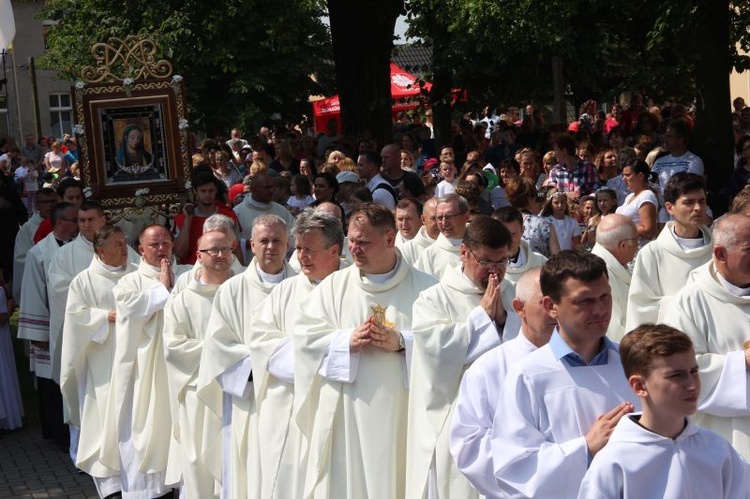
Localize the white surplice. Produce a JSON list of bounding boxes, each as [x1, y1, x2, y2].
[[591, 243, 632, 341], [491, 341, 639, 498], [414, 233, 462, 279], [407, 264, 519, 499], [17, 232, 64, 379], [578, 414, 750, 499], [252, 264, 346, 499], [60, 257, 136, 490], [100, 258, 190, 498], [503, 241, 546, 294], [196, 258, 297, 499], [400, 226, 436, 265], [12, 211, 43, 302], [294, 255, 437, 499], [164, 271, 227, 498], [233, 196, 294, 240], [48, 234, 139, 384], [626, 222, 712, 330], [662, 260, 750, 460], [449, 334, 537, 499]]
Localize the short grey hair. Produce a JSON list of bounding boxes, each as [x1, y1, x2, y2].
[[714, 214, 746, 249], [596, 216, 638, 249], [293, 209, 344, 251], [251, 214, 287, 239], [203, 214, 238, 239], [515, 267, 542, 303], [438, 193, 470, 213]]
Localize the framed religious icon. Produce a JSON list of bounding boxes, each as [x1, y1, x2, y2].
[[72, 36, 191, 210]]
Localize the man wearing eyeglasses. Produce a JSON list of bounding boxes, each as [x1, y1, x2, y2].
[[415, 193, 472, 278], [590, 214, 638, 341], [407, 215, 520, 499], [164, 216, 239, 498], [18, 202, 79, 452], [102, 224, 191, 498]]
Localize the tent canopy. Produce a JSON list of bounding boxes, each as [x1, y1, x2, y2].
[[312, 63, 430, 132]]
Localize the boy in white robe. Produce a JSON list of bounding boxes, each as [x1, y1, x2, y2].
[[579, 324, 750, 499], [294, 203, 437, 499], [663, 213, 750, 460], [407, 216, 519, 499], [491, 250, 639, 498], [100, 225, 190, 498], [449, 268, 556, 498], [626, 173, 712, 329], [164, 217, 238, 498], [60, 225, 136, 498], [196, 214, 296, 499], [401, 198, 439, 265], [415, 194, 471, 278], [252, 210, 345, 498]]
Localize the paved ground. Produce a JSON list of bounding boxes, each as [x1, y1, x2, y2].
[[0, 332, 98, 498]]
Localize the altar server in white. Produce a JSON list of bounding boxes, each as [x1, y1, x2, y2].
[[579, 324, 750, 499], [197, 214, 295, 499], [164, 216, 238, 498], [491, 250, 639, 498], [591, 214, 638, 341], [12, 187, 57, 302], [407, 215, 517, 499], [626, 172, 712, 329], [449, 268, 556, 498], [663, 213, 750, 460], [60, 225, 136, 498], [491, 206, 546, 292], [253, 210, 345, 498], [415, 194, 471, 278], [100, 224, 190, 498], [17, 202, 78, 451], [401, 197, 439, 265], [295, 203, 437, 499]]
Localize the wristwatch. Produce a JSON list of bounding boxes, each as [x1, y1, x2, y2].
[[397, 333, 406, 352]]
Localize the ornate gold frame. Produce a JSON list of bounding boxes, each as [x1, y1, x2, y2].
[[72, 36, 190, 212]]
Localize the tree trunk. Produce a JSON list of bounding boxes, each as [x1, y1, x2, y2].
[[429, 21, 453, 148], [692, 0, 733, 215], [327, 0, 402, 148]]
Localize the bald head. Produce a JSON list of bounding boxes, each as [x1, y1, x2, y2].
[[315, 201, 343, 221], [596, 214, 638, 265], [714, 213, 750, 250], [713, 214, 750, 287], [422, 197, 440, 239], [512, 266, 555, 348]]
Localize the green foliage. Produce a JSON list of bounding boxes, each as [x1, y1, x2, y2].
[[38, 0, 333, 133]]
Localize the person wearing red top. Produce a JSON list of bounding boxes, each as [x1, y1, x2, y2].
[[33, 178, 84, 244], [174, 172, 241, 264]]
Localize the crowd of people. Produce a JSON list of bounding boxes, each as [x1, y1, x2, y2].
[[1, 95, 750, 498]]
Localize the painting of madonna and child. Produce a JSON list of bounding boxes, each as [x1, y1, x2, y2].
[[100, 104, 169, 184]]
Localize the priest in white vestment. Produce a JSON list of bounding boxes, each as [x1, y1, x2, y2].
[[288, 202, 352, 270], [626, 174, 712, 329], [491, 206, 546, 293], [12, 187, 57, 302], [401, 198, 439, 265], [17, 202, 79, 450], [449, 268, 556, 498], [415, 194, 471, 278], [395, 198, 424, 248], [294, 203, 437, 499], [407, 216, 519, 499], [100, 225, 191, 498], [197, 214, 296, 499], [590, 214, 638, 341], [663, 214, 750, 460], [60, 225, 136, 498], [491, 250, 639, 498], [252, 210, 345, 498], [233, 172, 294, 241], [164, 218, 238, 498]]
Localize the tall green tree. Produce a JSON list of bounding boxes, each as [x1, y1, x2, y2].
[[39, 0, 333, 134]]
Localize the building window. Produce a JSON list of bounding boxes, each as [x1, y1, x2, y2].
[[49, 93, 72, 139]]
